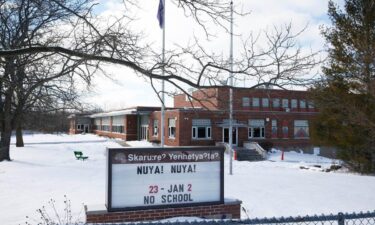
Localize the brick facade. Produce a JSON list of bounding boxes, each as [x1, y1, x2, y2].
[[69, 88, 318, 151], [86, 201, 241, 223], [150, 87, 318, 151]]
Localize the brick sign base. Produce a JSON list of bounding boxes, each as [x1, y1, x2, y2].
[[85, 200, 242, 223]]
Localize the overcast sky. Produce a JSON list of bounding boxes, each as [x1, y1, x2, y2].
[[81, 0, 342, 111]]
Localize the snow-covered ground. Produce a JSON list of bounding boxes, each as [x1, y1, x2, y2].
[[1, 134, 375, 225]]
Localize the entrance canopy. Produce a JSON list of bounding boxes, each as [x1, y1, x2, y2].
[[216, 119, 247, 128]]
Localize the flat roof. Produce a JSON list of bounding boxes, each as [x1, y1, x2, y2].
[[89, 106, 161, 118]]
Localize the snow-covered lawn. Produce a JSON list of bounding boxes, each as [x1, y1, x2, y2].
[[1, 134, 375, 224]]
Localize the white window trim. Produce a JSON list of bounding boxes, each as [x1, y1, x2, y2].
[[168, 127, 175, 139], [248, 127, 265, 139], [153, 120, 159, 137], [192, 126, 212, 140], [168, 119, 176, 139]]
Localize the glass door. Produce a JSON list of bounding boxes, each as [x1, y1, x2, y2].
[[223, 127, 237, 146]]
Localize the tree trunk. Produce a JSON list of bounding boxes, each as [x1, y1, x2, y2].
[[16, 125, 24, 147], [0, 128, 12, 161], [0, 78, 14, 161], [0, 101, 12, 161], [14, 112, 24, 147]]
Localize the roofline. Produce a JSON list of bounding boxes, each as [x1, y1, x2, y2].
[[89, 106, 162, 118]]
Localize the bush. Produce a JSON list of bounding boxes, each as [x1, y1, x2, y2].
[[25, 195, 84, 225]]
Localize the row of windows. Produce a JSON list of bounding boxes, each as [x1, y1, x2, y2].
[[152, 119, 176, 138], [250, 119, 309, 139], [112, 125, 124, 133], [94, 125, 124, 133], [242, 97, 314, 109], [152, 119, 309, 140]]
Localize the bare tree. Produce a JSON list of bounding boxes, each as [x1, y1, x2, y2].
[[0, 0, 321, 161], [0, 0, 96, 160]]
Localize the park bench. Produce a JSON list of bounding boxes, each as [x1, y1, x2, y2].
[[74, 151, 89, 161]]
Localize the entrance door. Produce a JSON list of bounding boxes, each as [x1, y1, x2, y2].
[[84, 125, 89, 133], [223, 127, 237, 146]]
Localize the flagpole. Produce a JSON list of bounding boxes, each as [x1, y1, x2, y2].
[[229, 0, 234, 175], [160, 0, 166, 147]]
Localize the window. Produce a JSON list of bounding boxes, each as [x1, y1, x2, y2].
[[153, 120, 159, 136], [291, 99, 298, 109], [94, 118, 101, 130], [192, 119, 211, 139], [300, 100, 306, 109], [168, 118, 176, 138], [271, 120, 278, 138], [102, 117, 110, 132], [242, 97, 250, 107], [112, 126, 124, 133], [76, 124, 83, 130], [252, 98, 260, 107], [262, 98, 269, 107], [248, 119, 265, 138], [282, 99, 289, 108], [294, 120, 309, 138], [282, 120, 289, 138], [272, 98, 280, 108], [112, 116, 124, 133]]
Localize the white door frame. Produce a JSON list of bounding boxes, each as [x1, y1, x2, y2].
[[140, 125, 148, 140]]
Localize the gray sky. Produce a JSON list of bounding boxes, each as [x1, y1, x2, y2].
[[81, 0, 339, 111]]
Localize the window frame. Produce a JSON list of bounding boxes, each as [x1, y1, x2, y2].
[[168, 119, 176, 139], [192, 126, 212, 140], [248, 119, 265, 139], [291, 99, 298, 109], [112, 125, 124, 133], [282, 98, 289, 108], [242, 97, 250, 107], [252, 97, 260, 107], [271, 119, 278, 138], [294, 120, 309, 139], [262, 98, 269, 108], [272, 98, 280, 108], [153, 120, 159, 136]]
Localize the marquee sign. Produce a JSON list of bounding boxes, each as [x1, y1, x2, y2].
[[106, 147, 224, 212]]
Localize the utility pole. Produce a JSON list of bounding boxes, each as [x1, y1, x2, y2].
[[160, 0, 166, 147], [229, 0, 234, 175]]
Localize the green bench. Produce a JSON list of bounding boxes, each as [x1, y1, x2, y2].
[[74, 151, 89, 161]]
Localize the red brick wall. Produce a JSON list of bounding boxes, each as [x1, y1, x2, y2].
[[174, 88, 219, 110], [125, 115, 138, 141], [150, 108, 315, 150], [174, 87, 318, 113], [149, 110, 181, 146], [86, 202, 241, 223], [94, 130, 127, 139]]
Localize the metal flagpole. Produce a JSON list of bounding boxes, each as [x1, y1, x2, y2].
[[160, 0, 166, 147], [229, 0, 234, 175]]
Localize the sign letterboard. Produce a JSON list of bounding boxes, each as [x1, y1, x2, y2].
[[106, 147, 224, 212]]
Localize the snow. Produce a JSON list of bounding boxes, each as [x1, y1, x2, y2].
[[1, 134, 375, 225], [126, 140, 156, 147]]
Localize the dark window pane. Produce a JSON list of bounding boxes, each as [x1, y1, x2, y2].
[[197, 127, 206, 138]]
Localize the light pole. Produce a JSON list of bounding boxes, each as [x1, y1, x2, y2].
[[229, 0, 234, 175]]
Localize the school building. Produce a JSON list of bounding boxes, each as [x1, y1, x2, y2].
[[69, 87, 321, 153]]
